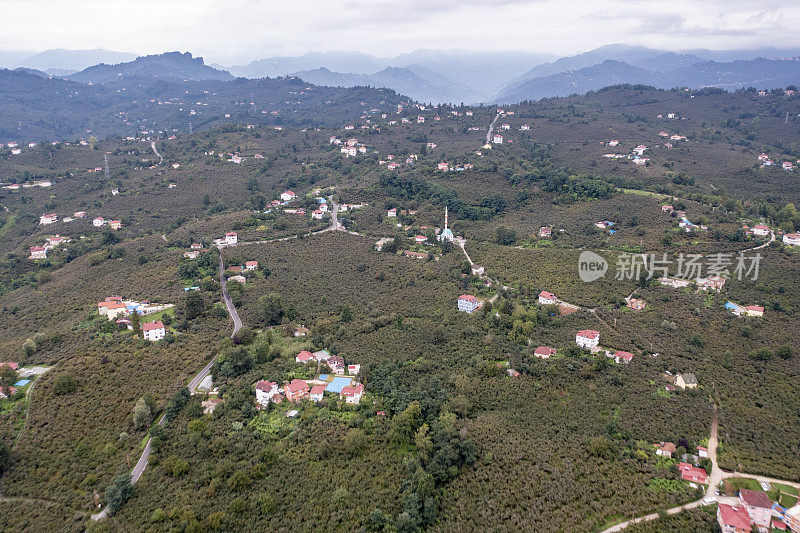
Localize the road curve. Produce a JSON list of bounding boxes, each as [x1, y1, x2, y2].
[[150, 141, 163, 165], [92, 255, 242, 521], [486, 111, 502, 145]]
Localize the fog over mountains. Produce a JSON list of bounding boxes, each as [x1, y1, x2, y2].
[[4, 44, 800, 106]]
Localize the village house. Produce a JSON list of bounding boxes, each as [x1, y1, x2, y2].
[[403, 250, 429, 260], [437, 162, 449, 171], [183, 250, 200, 259], [29, 246, 47, 260], [414, 235, 428, 244], [738, 489, 773, 529], [656, 442, 677, 458], [190, 243, 203, 250], [493, 134, 503, 144], [608, 140, 619, 146], [142, 321, 166, 342], [245, 261, 258, 270], [293, 326, 310, 337], [660, 277, 692, 289], [626, 297, 646, 311], [98, 299, 128, 320], [109, 220, 122, 230], [538, 226, 552, 238], [312, 210, 324, 220], [678, 462, 707, 484], [327, 355, 345, 374], [39, 213, 57, 225], [93, 217, 105, 227], [296, 350, 315, 364], [309, 385, 325, 402], [745, 305, 764, 317], [520, 124, 530, 130], [697, 446, 708, 458], [717, 503, 751, 533], [387, 208, 397, 217], [534, 346, 557, 359], [783, 233, 800, 246], [613, 350, 633, 364], [661, 205, 674, 213], [225, 232, 238, 245], [696, 276, 726, 292], [280, 190, 297, 202], [538, 291, 558, 305], [340, 383, 364, 404], [313, 350, 331, 362], [752, 224, 770, 237], [347, 364, 360, 376], [576, 330, 600, 350], [458, 295, 480, 314], [284, 379, 309, 402], [74, 211, 87, 218], [374, 237, 393, 251], [202, 398, 223, 415], [255, 381, 280, 406], [784, 161, 794, 170], [676, 373, 697, 390]]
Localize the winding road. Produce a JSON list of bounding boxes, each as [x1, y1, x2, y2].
[[91, 254, 242, 521], [486, 111, 502, 145], [150, 141, 163, 165]]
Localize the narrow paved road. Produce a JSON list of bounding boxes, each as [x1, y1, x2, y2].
[[92, 256, 242, 521], [742, 229, 775, 252], [486, 111, 502, 145], [151, 141, 163, 165]]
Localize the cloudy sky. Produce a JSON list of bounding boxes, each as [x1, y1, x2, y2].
[[1, 0, 799, 63]]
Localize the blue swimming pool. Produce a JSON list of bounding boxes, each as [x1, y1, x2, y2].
[[325, 376, 352, 393], [14, 379, 30, 387], [318, 374, 329, 380]]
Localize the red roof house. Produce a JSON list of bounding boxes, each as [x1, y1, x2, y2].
[[534, 346, 557, 359], [717, 504, 752, 533], [295, 350, 315, 364], [678, 462, 707, 484], [285, 379, 309, 402]]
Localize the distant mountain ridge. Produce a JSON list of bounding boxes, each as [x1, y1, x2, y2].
[[15, 48, 137, 72], [68, 52, 234, 84]]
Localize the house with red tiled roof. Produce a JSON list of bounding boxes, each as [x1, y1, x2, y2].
[[0, 362, 19, 370], [309, 385, 325, 403], [678, 462, 707, 484], [576, 330, 600, 350], [458, 295, 479, 314], [142, 321, 166, 342], [295, 350, 315, 364], [340, 383, 364, 404], [534, 346, 557, 359], [656, 442, 676, 458], [255, 381, 279, 406], [285, 379, 309, 402], [612, 350, 633, 364], [717, 503, 751, 533], [245, 261, 258, 270], [738, 489, 772, 529], [538, 291, 557, 305], [327, 356, 345, 375]]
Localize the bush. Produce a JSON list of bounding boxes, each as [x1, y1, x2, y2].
[[52, 374, 76, 395]]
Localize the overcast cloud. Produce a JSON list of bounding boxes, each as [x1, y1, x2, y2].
[[1, 0, 799, 63]]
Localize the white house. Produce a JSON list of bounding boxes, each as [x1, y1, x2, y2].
[[29, 246, 47, 260], [142, 321, 166, 341], [255, 381, 279, 406], [93, 217, 105, 227], [340, 383, 364, 405], [538, 291, 557, 305], [458, 295, 479, 314], [280, 190, 297, 202], [347, 364, 360, 376], [783, 233, 800, 246], [576, 330, 600, 350], [225, 232, 238, 245], [39, 213, 57, 225], [309, 385, 325, 403], [245, 261, 258, 270], [387, 208, 397, 217], [752, 224, 770, 237], [493, 135, 503, 144], [438, 162, 449, 171], [311, 210, 324, 220]]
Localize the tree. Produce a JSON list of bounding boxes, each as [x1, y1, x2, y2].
[[495, 226, 517, 245], [133, 396, 152, 431], [53, 373, 76, 395], [340, 306, 353, 323], [389, 402, 422, 446], [258, 293, 284, 326], [105, 474, 133, 514], [130, 310, 141, 335], [185, 291, 206, 320]]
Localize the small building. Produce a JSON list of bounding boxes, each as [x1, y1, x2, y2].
[[225, 232, 238, 245], [191, 243, 203, 250], [74, 211, 87, 218], [375, 237, 393, 251], [312, 210, 324, 220], [613, 350, 633, 364], [697, 446, 708, 458], [293, 326, 310, 337], [661, 205, 674, 213], [745, 305, 764, 317], [538, 226, 552, 238], [437, 162, 449, 171], [538, 291, 557, 305], [245, 261, 258, 270], [626, 298, 646, 311], [313, 350, 331, 362], [656, 442, 677, 458], [575, 330, 600, 350], [783, 233, 800, 246], [39, 213, 58, 225], [109, 220, 122, 230], [347, 364, 360, 376], [280, 190, 297, 202], [534, 346, 557, 359], [228, 275, 246, 284], [678, 462, 707, 484], [414, 235, 428, 244], [255, 381, 279, 406], [142, 321, 166, 342], [676, 373, 697, 390], [327, 356, 345, 375], [752, 224, 770, 237], [717, 503, 751, 533], [492, 134, 503, 144], [183, 251, 200, 259], [296, 350, 315, 364], [458, 295, 479, 314], [785, 503, 800, 532], [738, 489, 773, 529], [387, 208, 397, 217], [29, 246, 47, 260], [93, 217, 105, 227], [309, 385, 325, 403], [403, 250, 429, 260], [340, 383, 364, 404], [284, 379, 309, 402], [696, 276, 726, 292]]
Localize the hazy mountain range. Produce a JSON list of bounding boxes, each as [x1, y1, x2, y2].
[[3, 45, 800, 106]]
